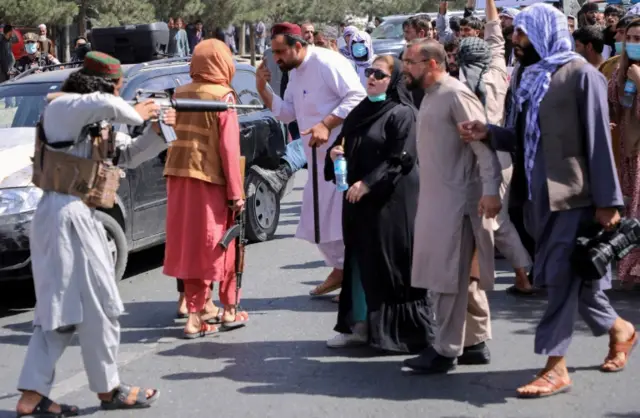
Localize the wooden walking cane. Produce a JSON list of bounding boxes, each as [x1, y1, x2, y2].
[[311, 145, 320, 244]]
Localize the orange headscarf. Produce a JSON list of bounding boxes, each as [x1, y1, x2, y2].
[[190, 39, 235, 86]]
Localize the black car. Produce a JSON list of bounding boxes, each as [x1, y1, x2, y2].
[[0, 57, 292, 282]]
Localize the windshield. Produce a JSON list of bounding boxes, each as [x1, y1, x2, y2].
[[370, 19, 405, 40], [0, 82, 62, 128]]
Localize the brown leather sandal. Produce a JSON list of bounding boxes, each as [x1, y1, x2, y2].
[[601, 331, 638, 373], [516, 370, 572, 398]]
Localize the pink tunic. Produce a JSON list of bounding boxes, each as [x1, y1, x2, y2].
[[163, 93, 243, 282]]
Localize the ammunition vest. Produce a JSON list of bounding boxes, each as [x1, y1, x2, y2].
[[31, 119, 124, 209]]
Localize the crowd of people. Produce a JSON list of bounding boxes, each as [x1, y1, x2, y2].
[[7, 0, 640, 416]]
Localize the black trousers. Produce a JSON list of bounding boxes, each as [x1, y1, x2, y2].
[[176, 279, 214, 293]]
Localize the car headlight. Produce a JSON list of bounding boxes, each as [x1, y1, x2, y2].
[[0, 187, 43, 216]]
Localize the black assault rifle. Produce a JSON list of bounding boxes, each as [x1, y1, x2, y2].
[[130, 89, 265, 143], [218, 206, 247, 307]]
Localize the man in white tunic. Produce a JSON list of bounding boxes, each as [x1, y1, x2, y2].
[[15, 52, 165, 416], [256, 23, 366, 294]]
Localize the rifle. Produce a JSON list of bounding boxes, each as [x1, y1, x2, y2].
[[131, 89, 265, 143], [218, 206, 247, 307]]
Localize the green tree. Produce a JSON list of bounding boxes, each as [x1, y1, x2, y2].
[[0, 0, 78, 25]]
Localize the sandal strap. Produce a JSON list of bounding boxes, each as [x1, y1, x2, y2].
[[34, 396, 54, 413], [115, 383, 147, 405], [531, 370, 569, 390]]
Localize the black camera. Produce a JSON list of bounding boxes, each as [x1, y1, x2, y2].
[[572, 218, 640, 281]]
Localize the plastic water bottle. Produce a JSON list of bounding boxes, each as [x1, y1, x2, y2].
[[621, 80, 637, 109], [334, 155, 348, 192]]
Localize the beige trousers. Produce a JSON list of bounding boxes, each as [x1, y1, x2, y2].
[[431, 216, 492, 358]]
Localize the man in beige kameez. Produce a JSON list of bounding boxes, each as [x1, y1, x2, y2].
[[401, 39, 502, 374]]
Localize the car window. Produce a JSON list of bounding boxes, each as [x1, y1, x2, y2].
[[133, 75, 177, 94], [231, 70, 263, 110], [371, 19, 405, 40], [0, 82, 62, 129], [177, 70, 263, 113]]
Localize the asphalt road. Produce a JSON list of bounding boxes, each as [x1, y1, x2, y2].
[[1, 172, 639, 418]]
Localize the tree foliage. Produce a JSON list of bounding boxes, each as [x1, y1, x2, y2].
[[0, 0, 78, 25]]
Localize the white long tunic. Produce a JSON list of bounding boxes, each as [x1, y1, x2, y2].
[[32, 92, 168, 331], [272, 47, 366, 244]]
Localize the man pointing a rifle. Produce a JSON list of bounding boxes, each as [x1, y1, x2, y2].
[[256, 23, 366, 298], [163, 39, 249, 339]]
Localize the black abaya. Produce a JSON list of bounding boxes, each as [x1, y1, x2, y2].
[[325, 103, 435, 354]]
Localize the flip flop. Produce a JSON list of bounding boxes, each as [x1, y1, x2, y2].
[[220, 311, 250, 332], [183, 323, 218, 339]]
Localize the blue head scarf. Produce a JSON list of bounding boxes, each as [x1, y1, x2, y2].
[[507, 3, 585, 198], [348, 31, 374, 68], [339, 25, 359, 59]]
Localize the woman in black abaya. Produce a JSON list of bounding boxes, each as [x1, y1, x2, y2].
[[324, 55, 434, 353]]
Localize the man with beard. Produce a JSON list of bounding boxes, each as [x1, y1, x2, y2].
[[499, 8, 519, 66], [255, 23, 365, 299], [459, 4, 637, 397], [401, 38, 502, 374], [580, 2, 600, 27]]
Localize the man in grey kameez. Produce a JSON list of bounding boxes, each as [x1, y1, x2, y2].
[[459, 4, 637, 398], [16, 53, 167, 416], [402, 39, 503, 374]]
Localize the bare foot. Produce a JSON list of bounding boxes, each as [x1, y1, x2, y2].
[[184, 313, 205, 334], [602, 318, 637, 372], [516, 368, 572, 398], [517, 357, 571, 398], [514, 268, 533, 291], [309, 268, 343, 296], [16, 391, 74, 415], [200, 299, 221, 322], [222, 305, 249, 323], [177, 293, 187, 316]]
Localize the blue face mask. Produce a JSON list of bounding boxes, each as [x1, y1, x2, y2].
[[368, 93, 386, 102], [25, 43, 37, 55], [352, 42, 367, 58], [627, 43, 640, 61], [616, 41, 624, 55]]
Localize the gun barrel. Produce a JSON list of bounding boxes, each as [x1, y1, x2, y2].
[[171, 98, 264, 112]]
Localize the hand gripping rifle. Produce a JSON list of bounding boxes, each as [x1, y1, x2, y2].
[[218, 207, 247, 308], [130, 89, 265, 143]]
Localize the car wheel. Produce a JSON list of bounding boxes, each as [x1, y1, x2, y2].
[[95, 210, 128, 281], [245, 170, 280, 242]]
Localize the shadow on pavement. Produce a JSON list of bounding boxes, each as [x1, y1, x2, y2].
[[281, 260, 326, 270], [155, 339, 541, 405]]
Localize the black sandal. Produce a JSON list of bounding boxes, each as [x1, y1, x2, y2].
[[100, 383, 159, 410], [16, 396, 79, 417], [506, 285, 536, 296]]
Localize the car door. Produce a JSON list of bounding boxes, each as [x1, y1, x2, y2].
[[124, 74, 177, 243]]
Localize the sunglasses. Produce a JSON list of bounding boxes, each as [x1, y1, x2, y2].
[[364, 68, 390, 80]]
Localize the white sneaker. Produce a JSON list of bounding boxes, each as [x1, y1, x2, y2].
[[326, 323, 368, 348]]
